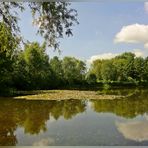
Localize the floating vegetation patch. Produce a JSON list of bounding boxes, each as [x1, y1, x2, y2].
[[14, 90, 125, 100]]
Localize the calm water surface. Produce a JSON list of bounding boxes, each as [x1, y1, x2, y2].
[[1, 89, 148, 146]]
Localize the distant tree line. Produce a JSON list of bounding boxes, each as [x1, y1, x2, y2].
[[1, 22, 148, 95], [89, 52, 148, 83]]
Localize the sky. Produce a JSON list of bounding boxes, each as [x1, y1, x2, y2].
[[19, 2, 148, 63]]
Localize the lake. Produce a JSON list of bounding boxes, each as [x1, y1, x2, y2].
[[1, 89, 148, 146]]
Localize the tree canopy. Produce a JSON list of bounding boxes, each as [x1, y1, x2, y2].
[[0, 2, 78, 50], [89, 52, 148, 83], [0, 22, 19, 92]]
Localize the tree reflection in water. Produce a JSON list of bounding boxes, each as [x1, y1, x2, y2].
[[91, 89, 148, 119], [0, 99, 86, 145], [1, 89, 148, 145]]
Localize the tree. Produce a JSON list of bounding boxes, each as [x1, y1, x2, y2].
[[62, 57, 86, 84], [101, 60, 116, 81], [133, 57, 145, 82], [24, 42, 53, 89], [0, 22, 19, 93], [113, 58, 128, 81], [86, 73, 97, 84], [13, 42, 54, 90], [50, 56, 64, 87], [89, 52, 141, 82], [114, 52, 135, 81], [0, 2, 24, 36], [12, 50, 29, 90], [0, 2, 78, 50], [90, 59, 102, 81], [143, 57, 148, 81]]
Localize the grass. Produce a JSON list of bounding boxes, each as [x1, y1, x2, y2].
[[14, 90, 125, 100]]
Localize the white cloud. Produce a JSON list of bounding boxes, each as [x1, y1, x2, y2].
[[114, 24, 148, 49], [144, 2, 148, 13], [116, 121, 148, 142], [133, 49, 144, 57], [88, 50, 144, 64], [144, 42, 148, 49], [88, 53, 118, 63]]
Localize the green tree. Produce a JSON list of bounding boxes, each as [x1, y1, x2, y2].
[[89, 52, 138, 82], [62, 57, 86, 85], [13, 42, 53, 90], [0, 2, 78, 50], [89, 59, 102, 81], [133, 57, 145, 82], [143, 57, 148, 81], [24, 42, 53, 89], [50, 56, 64, 87], [113, 52, 135, 81], [0, 22, 19, 93], [85, 73, 97, 84], [113, 58, 128, 81], [12, 50, 32, 90], [101, 60, 116, 81]]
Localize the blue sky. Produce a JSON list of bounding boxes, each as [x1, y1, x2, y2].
[[19, 2, 148, 62]]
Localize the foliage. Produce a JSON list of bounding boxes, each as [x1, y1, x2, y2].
[[90, 52, 148, 83], [0, 2, 78, 50], [103, 83, 111, 90], [101, 60, 116, 81], [10, 42, 87, 90], [49, 56, 64, 87], [12, 42, 54, 90], [62, 57, 86, 85], [0, 22, 19, 93], [85, 73, 97, 84]]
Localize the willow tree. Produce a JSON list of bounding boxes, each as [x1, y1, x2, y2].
[[0, 2, 78, 50]]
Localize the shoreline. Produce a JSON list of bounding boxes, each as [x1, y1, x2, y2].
[[0, 86, 146, 100]]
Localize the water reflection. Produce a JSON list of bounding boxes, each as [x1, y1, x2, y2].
[[0, 99, 86, 145], [0, 89, 148, 145], [116, 119, 148, 142], [91, 89, 148, 118]]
